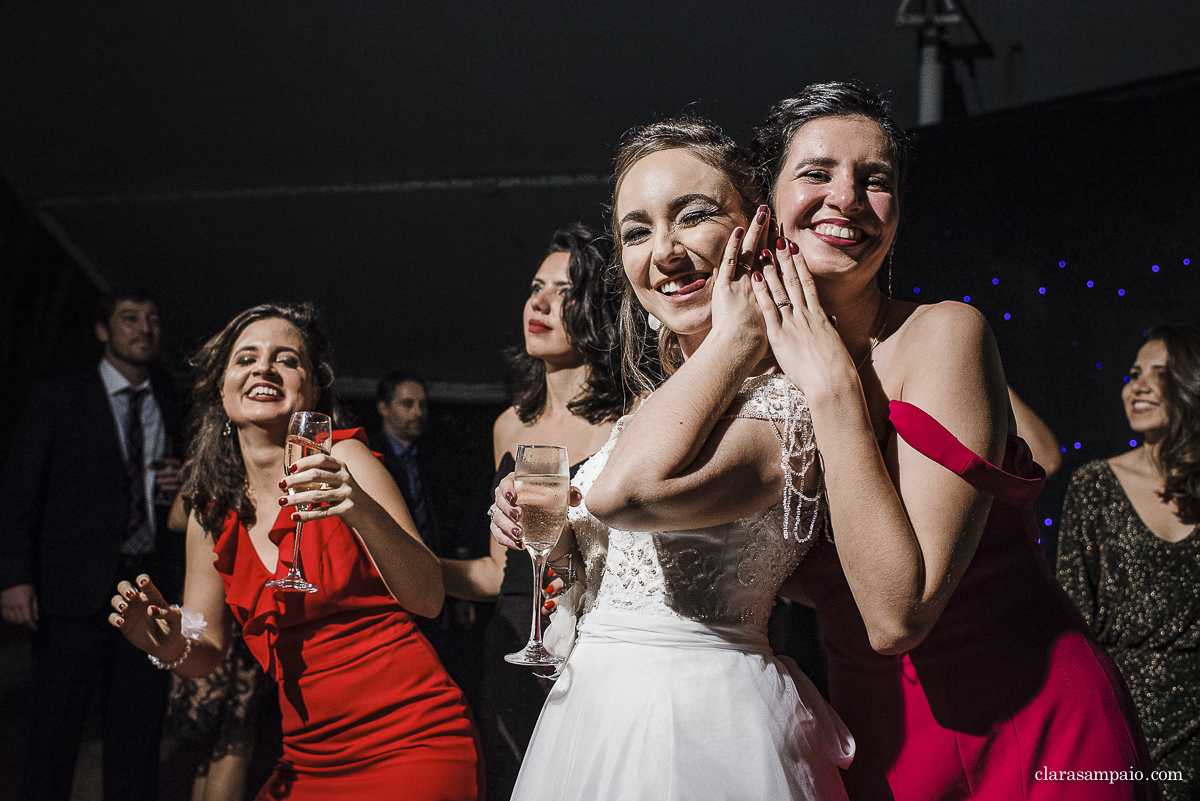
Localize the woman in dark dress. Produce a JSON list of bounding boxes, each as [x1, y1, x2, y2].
[[439, 223, 625, 800], [1058, 324, 1200, 801]]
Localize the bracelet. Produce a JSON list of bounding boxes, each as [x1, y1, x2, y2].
[[148, 637, 192, 670], [547, 551, 579, 585], [146, 604, 207, 671]]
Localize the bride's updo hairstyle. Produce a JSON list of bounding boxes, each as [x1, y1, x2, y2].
[[609, 118, 764, 396], [751, 81, 909, 205], [182, 302, 339, 533]]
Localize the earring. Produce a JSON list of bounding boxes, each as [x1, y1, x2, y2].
[[887, 245, 895, 299], [648, 314, 662, 332], [223, 419, 232, 437]]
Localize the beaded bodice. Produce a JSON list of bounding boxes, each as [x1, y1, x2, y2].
[[567, 374, 823, 630]]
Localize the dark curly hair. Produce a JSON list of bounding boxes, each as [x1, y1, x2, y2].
[[1146, 324, 1200, 523], [508, 224, 625, 425], [751, 80, 910, 206], [609, 118, 765, 396], [182, 302, 339, 534]]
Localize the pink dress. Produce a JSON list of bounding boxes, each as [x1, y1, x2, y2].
[[795, 401, 1158, 800]]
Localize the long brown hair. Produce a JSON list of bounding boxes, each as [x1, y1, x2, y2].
[[1147, 324, 1200, 523], [609, 118, 764, 396], [182, 302, 338, 534]]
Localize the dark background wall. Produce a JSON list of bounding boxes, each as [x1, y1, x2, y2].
[[2, 3, 1198, 554]]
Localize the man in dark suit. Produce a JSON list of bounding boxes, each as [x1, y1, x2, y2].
[[369, 370, 440, 555], [0, 287, 183, 801]]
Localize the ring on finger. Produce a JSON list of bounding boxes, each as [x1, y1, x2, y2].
[[775, 300, 793, 310]]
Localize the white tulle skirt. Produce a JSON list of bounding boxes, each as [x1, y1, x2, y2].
[[511, 611, 854, 801]]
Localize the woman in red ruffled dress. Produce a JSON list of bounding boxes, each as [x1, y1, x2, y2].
[[110, 302, 480, 800]]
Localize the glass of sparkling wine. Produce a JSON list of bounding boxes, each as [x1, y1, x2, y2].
[[266, 411, 332, 593], [505, 444, 569, 666]]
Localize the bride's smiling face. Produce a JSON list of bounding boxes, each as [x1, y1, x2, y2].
[[616, 149, 748, 340]]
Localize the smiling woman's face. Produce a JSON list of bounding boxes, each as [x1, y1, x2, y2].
[[221, 317, 318, 431], [773, 114, 899, 286], [615, 148, 747, 345]]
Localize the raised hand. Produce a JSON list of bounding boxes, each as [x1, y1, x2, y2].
[[707, 204, 772, 365], [279, 451, 364, 524], [109, 574, 185, 660], [751, 237, 858, 402]]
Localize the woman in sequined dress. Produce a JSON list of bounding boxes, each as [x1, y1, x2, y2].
[[1058, 324, 1200, 801], [491, 119, 853, 800], [438, 223, 624, 801]]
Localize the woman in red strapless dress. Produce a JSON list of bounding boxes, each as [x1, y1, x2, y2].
[[111, 303, 480, 800], [749, 82, 1157, 799]]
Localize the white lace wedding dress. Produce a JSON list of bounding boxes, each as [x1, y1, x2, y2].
[[512, 374, 854, 801]]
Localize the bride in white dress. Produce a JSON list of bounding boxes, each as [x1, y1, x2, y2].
[[490, 119, 853, 800]]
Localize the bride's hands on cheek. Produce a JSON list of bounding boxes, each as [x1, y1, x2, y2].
[[708, 205, 771, 364], [751, 237, 857, 402]]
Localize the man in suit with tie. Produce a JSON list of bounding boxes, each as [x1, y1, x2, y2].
[[0, 287, 183, 801], [370, 370, 440, 554]]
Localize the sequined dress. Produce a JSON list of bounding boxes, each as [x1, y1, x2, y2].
[[1058, 459, 1199, 801], [511, 375, 854, 801]]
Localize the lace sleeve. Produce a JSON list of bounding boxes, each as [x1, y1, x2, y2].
[[727, 374, 825, 543]]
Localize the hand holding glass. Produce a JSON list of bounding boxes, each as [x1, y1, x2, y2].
[[505, 444, 569, 666], [266, 411, 332, 593]]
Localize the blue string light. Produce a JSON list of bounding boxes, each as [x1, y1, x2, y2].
[[963, 295, 970, 302], [1059, 446, 1067, 454], [1058, 261, 1066, 268], [1124, 376, 1131, 383], [1185, 259, 1192, 266], [1129, 439, 1138, 447], [913, 287, 920, 294], [1004, 313, 1011, 320], [1038, 287, 1046, 294], [992, 278, 999, 285], [1073, 442, 1082, 450], [1117, 288, 1125, 296], [1044, 518, 1053, 526], [1152, 265, 1160, 272], [1086, 280, 1094, 287], [1096, 363, 1103, 369]]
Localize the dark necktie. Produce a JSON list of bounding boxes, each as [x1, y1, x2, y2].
[[122, 387, 153, 555]]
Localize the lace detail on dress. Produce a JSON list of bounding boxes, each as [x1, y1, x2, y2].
[[727, 373, 823, 543], [559, 374, 824, 631]]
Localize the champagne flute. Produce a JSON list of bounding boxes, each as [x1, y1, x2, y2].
[[504, 444, 569, 666], [266, 411, 332, 593]]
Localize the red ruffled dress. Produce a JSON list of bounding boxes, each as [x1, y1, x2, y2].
[[796, 402, 1158, 801], [212, 429, 481, 801]]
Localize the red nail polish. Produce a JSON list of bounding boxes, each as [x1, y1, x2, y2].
[[278, 496, 288, 506], [505, 492, 514, 503], [789, 241, 799, 255], [288, 464, 298, 474], [511, 527, 521, 538], [547, 568, 556, 577], [776, 237, 786, 251], [757, 204, 768, 214], [753, 271, 763, 282], [291, 512, 299, 521], [278, 480, 287, 489], [760, 249, 771, 261], [125, 589, 136, 600], [545, 584, 554, 594], [756, 211, 766, 225], [118, 602, 126, 612], [545, 600, 557, 611]]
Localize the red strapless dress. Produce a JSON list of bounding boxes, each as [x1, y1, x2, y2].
[[796, 402, 1158, 800], [212, 429, 481, 801]]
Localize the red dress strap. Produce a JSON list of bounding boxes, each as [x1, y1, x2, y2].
[[888, 400, 1044, 507], [334, 427, 370, 447]]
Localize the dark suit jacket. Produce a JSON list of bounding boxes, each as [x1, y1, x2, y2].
[[0, 367, 183, 617], [368, 430, 442, 556]]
